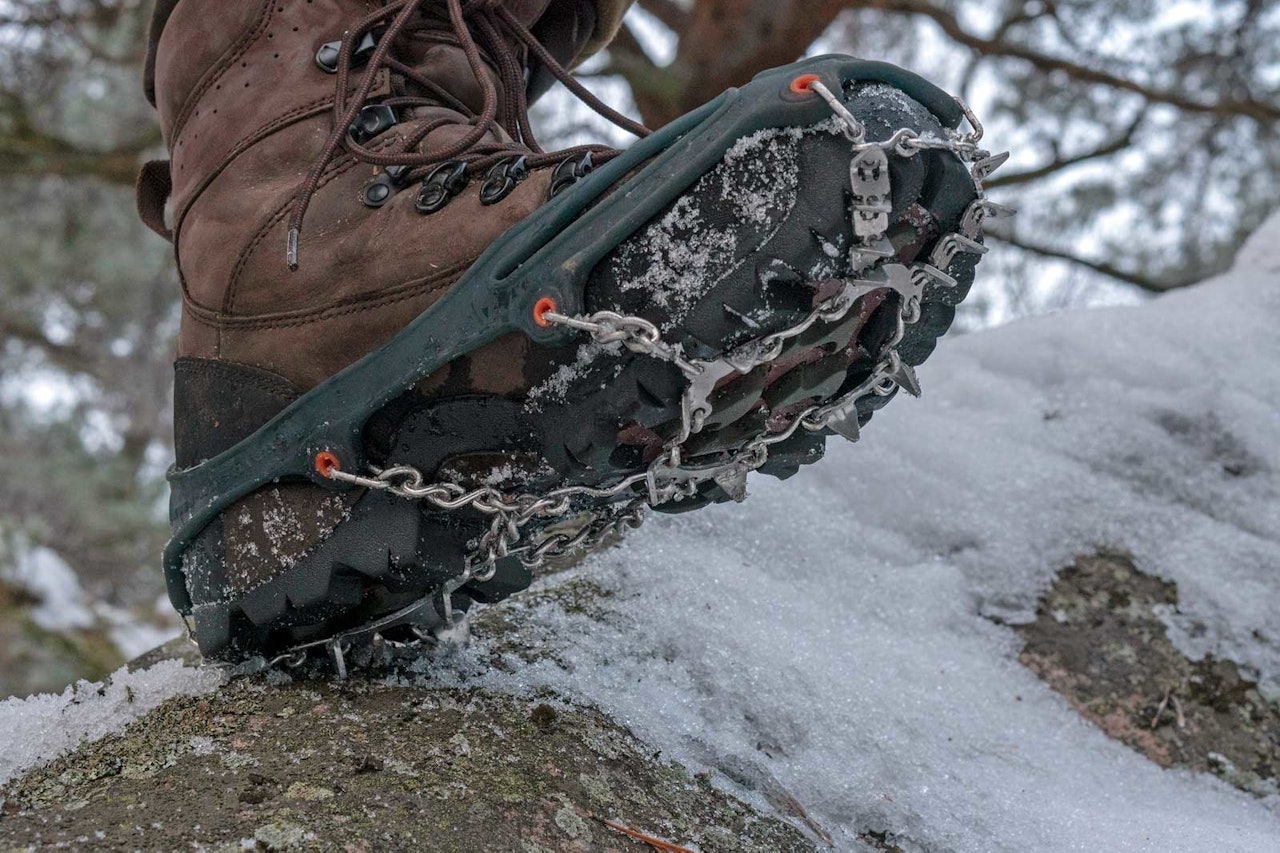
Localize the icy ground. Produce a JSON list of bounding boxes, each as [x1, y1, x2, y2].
[[3, 215, 1279, 850], [464, 213, 1280, 851]]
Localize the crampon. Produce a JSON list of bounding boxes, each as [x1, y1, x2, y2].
[[166, 55, 1011, 672]]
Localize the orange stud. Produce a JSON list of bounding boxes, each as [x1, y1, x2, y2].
[[790, 73, 821, 95], [533, 296, 558, 328], [315, 451, 341, 478]]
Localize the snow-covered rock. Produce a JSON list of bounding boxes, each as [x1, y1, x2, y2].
[[465, 211, 1280, 851], [0, 660, 223, 787], [3, 213, 1279, 851]]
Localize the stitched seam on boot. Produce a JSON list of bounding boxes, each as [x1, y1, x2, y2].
[[183, 261, 468, 330], [175, 358, 301, 401], [169, 0, 278, 146], [225, 277, 459, 329], [177, 135, 400, 317], [216, 134, 404, 316], [173, 95, 334, 238]]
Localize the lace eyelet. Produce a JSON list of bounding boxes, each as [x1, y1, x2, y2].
[[480, 156, 529, 205], [416, 161, 470, 214], [548, 152, 595, 199], [315, 29, 382, 74], [362, 166, 412, 209], [348, 105, 398, 144]]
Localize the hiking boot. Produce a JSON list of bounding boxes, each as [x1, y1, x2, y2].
[[142, 0, 1008, 665]]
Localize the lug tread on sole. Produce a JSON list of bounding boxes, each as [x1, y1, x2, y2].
[[190, 81, 981, 662]]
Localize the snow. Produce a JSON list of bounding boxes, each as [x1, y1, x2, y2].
[[456, 211, 1280, 850], [0, 660, 224, 787], [608, 122, 836, 325], [4, 211, 1279, 849]]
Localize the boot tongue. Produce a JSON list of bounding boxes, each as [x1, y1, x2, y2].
[[388, 0, 552, 124], [502, 0, 554, 27], [391, 38, 506, 118]]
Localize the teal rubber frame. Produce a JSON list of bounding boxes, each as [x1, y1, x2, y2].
[[164, 56, 964, 612]]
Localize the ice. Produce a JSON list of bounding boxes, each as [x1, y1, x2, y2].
[[0, 660, 225, 786], [457, 212, 1280, 850]]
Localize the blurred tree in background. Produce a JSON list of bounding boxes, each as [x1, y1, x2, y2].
[[0, 0, 1277, 696], [589, 0, 1280, 314], [1, 0, 175, 695]]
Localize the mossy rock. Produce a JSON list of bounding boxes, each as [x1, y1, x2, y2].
[[0, 677, 814, 851]]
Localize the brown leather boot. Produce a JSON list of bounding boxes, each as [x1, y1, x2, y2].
[[142, 0, 1005, 665]]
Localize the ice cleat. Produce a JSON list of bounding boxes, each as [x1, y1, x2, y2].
[[143, 1, 1007, 666]]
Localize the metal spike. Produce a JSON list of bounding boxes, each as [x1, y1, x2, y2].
[[887, 360, 922, 398], [983, 200, 1018, 219], [915, 263, 958, 289], [433, 590, 455, 625], [434, 610, 471, 646], [950, 233, 989, 255], [862, 236, 897, 257], [961, 199, 1017, 238], [929, 233, 987, 270], [680, 359, 739, 439], [813, 391, 863, 443], [971, 150, 1011, 181], [826, 409, 862, 443], [848, 262, 925, 306], [849, 235, 896, 274], [329, 639, 349, 679], [714, 467, 750, 503]]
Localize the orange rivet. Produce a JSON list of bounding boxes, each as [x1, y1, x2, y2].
[[790, 73, 821, 95], [315, 451, 341, 478], [533, 296, 558, 328]]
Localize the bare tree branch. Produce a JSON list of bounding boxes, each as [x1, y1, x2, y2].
[[0, 129, 160, 185], [985, 113, 1145, 189], [0, 314, 98, 375], [868, 0, 1280, 123], [986, 230, 1200, 294]]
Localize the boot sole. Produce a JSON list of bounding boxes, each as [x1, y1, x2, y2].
[[172, 57, 996, 664]]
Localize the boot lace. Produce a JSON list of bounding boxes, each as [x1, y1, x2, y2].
[[287, 0, 650, 270]]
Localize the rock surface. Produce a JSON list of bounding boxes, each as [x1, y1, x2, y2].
[[0, 676, 810, 851], [5, 214, 1280, 851], [1, 604, 815, 853], [1013, 551, 1280, 799]]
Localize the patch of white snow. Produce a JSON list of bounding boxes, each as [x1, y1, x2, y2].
[[450, 212, 1280, 850], [0, 660, 225, 786]]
